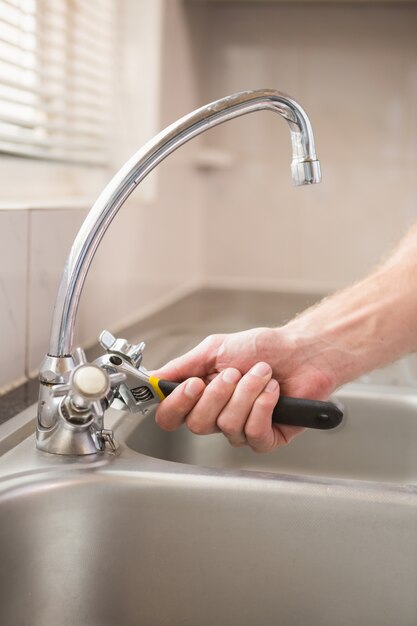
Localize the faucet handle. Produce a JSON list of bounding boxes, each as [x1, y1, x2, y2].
[[99, 330, 146, 368], [51, 347, 125, 421]]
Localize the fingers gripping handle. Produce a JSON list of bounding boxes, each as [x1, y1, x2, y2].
[[155, 379, 343, 430]]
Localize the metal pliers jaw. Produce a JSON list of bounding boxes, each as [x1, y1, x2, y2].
[[95, 331, 174, 416]]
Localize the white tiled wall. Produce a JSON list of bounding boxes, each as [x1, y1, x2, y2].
[[0, 211, 28, 391], [27, 209, 87, 375]]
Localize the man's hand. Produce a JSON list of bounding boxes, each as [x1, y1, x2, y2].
[[153, 327, 336, 453], [152, 222, 417, 451]]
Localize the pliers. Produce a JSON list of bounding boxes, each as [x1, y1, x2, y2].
[[96, 331, 344, 430]]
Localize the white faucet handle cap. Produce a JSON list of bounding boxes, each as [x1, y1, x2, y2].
[[73, 365, 109, 399]]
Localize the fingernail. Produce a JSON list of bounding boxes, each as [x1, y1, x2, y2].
[[184, 378, 204, 399], [250, 362, 271, 378], [222, 368, 241, 384], [264, 379, 279, 393]]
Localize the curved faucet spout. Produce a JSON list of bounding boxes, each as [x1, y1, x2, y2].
[[48, 89, 321, 358]]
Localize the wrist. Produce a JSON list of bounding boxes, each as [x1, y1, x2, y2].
[[282, 316, 359, 391], [284, 266, 417, 388], [256, 326, 339, 398]]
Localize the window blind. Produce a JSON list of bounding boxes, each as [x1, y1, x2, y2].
[[0, 0, 115, 165]]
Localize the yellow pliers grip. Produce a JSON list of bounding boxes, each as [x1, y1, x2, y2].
[[148, 376, 179, 402]]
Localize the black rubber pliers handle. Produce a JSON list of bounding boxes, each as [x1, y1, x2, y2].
[[154, 379, 343, 430]]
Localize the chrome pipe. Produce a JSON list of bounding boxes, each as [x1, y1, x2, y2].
[[48, 89, 321, 358]]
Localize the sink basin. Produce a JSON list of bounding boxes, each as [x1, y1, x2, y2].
[[0, 389, 417, 626], [2, 290, 417, 625], [124, 384, 417, 484]]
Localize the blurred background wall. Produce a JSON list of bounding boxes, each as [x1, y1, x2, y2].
[[187, 1, 417, 292], [1, 0, 416, 393]]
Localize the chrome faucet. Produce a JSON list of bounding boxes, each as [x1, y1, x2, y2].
[[36, 89, 322, 455]]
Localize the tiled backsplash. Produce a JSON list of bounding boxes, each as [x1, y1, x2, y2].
[[27, 209, 86, 376], [0, 212, 28, 391], [0, 170, 204, 395]]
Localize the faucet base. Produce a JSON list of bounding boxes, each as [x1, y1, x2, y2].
[[36, 419, 117, 456], [36, 418, 105, 456]]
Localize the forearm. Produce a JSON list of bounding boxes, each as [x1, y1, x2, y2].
[[284, 226, 417, 389]]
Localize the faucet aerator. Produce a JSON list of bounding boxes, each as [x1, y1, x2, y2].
[[291, 159, 322, 186]]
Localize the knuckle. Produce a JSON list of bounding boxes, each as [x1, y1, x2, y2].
[[155, 412, 179, 432], [202, 334, 220, 351], [217, 417, 239, 437], [244, 422, 265, 441], [255, 392, 276, 410], [242, 375, 268, 394], [154, 409, 165, 428], [208, 383, 229, 403], [250, 443, 271, 454], [228, 439, 247, 448], [186, 417, 209, 435]]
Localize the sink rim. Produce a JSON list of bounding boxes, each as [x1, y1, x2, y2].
[[1, 437, 417, 507], [2, 382, 417, 500]]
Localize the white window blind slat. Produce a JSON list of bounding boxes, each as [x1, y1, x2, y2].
[[0, 13, 34, 33], [0, 112, 108, 140], [0, 129, 105, 152], [1, 0, 35, 16], [0, 74, 42, 96], [0, 76, 111, 120], [39, 14, 114, 55], [37, 41, 112, 79], [0, 140, 107, 165], [0, 89, 109, 125], [0, 0, 115, 165]]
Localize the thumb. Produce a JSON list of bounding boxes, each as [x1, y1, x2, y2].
[[152, 337, 218, 382]]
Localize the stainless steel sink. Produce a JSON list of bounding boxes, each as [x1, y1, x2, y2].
[[1, 290, 417, 625], [0, 386, 417, 626], [124, 384, 417, 484]]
